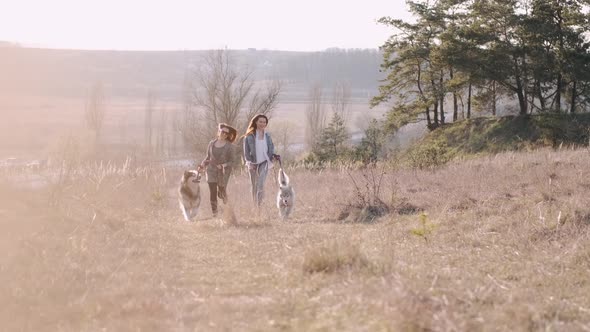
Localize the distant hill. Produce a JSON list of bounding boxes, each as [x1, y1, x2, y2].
[[0, 46, 384, 102]]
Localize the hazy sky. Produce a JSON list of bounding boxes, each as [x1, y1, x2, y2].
[[0, 0, 412, 51]]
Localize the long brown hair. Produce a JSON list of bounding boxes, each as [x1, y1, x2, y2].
[[218, 123, 237, 143], [242, 114, 268, 138]]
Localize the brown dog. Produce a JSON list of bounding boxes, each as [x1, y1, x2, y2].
[[178, 170, 202, 221]]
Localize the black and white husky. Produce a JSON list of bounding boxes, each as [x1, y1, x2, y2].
[[276, 168, 295, 220], [178, 170, 201, 221]]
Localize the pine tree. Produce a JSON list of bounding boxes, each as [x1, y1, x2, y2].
[[355, 119, 384, 164], [315, 112, 349, 162]]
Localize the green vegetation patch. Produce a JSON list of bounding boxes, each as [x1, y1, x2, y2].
[[401, 113, 590, 166]]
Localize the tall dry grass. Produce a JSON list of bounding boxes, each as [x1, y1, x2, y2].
[[1, 147, 589, 331]]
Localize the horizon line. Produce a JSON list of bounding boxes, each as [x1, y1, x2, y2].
[[0, 40, 381, 53]]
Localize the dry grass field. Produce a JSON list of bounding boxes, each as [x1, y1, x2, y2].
[[1, 147, 589, 331]]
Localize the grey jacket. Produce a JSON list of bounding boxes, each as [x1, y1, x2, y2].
[[243, 132, 274, 165], [201, 139, 235, 185]]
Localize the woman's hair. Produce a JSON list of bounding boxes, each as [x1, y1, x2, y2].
[[218, 123, 237, 143], [243, 114, 268, 138]]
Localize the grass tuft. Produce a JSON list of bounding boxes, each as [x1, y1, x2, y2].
[[302, 241, 373, 274]]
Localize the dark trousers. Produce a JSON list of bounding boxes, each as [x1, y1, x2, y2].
[[208, 182, 227, 215], [208, 182, 219, 215]]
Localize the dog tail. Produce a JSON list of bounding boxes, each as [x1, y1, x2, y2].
[[279, 168, 289, 186]]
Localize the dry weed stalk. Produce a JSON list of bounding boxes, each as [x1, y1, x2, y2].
[[50, 134, 80, 206], [339, 164, 390, 222]]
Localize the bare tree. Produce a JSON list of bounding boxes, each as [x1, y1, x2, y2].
[[156, 107, 168, 158], [271, 120, 297, 162], [144, 89, 156, 154], [243, 80, 282, 132], [170, 108, 179, 156], [85, 81, 106, 143], [178, 70, 202, 153], [331, 81, 352, 125], [186, 49, 282, 152], [194, 50, 252, 125], [305, 83, 327, 151]]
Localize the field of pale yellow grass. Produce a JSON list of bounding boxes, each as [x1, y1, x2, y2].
[[1, 148, 590, 331]]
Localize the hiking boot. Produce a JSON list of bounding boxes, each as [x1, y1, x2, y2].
[[211, 198, 218, 218]]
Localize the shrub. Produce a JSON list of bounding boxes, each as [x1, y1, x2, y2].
[[410, 213, 435, 242], [406, 140, 452, 169], [337, 166, 391, 223], [352, 119, 385, 164], [313, 112, 350, 163]]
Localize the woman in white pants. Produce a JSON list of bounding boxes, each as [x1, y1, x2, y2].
[[242, 114, 278, 207]]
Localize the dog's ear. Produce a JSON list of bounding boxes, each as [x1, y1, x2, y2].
[[182, 170, 191, 183]]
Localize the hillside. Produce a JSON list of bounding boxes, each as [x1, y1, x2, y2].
[[401, 114, 590, 167]]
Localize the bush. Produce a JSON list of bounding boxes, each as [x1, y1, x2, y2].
[[352, 119, 385, 164], [406, 140, 452, 169], [337, 166, 391, 223]]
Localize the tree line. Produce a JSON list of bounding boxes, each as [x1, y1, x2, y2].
[[259, 48, 383, 90], [371, 0, 590, 133]]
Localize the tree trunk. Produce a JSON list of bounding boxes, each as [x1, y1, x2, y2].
[[439, 97, 445, 124], [512, 52, 528, 115], [439, 71, 445, 124], [431, 80, 439, 126], [467, 82, 472, 119], [516, 89, 527, 115], [433, 102, 439, 127], [515, 76, 528, 115], [555, 73, 562, 112], [570, 80, 577, 113], [450, 66, 458, 121], [536, 80, 545, 111], [453, 93, 458, 121], [556, 6, 564, 113], [492, 81, 497, 116]]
